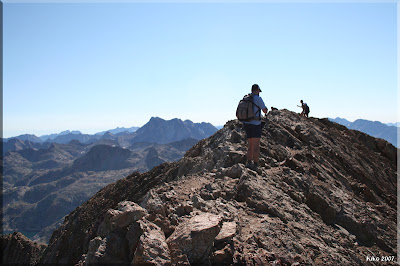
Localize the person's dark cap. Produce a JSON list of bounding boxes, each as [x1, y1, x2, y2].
[[251, 84, 262, 92]]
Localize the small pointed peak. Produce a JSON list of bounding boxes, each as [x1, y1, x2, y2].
[[149, 117, 164, 122]]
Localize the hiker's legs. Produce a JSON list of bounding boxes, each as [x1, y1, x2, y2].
[[247, 138, 254, 161], [244, 123, 262, 166], [252, 138, 261, 163], [247, 138, 261, 162]]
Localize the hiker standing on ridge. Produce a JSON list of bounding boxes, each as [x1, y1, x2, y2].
[[242, 84, 268, 171], [298, 100, 310, 117]]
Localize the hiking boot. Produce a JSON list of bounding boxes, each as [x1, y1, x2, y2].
[[245, 161, 253, 169], [246, 161, 258, 171], [253, 162, 259, 169], [253, 162, 262, 174]]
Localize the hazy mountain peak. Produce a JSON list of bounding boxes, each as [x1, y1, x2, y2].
[[59, 130, 82, 135], [149, 116, 165, 122], [9, 134, 43, 144], [133, 117, 218, 144]]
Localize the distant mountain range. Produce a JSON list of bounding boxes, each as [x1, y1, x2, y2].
[[2, 117, 218, 243], [40, 130, 83, 141], [386, 122, 400, 127], [329, 117, 398, 148], [94, 126, 139, 136], [3, 128, 138, 145], [3, 117, 217, 153]]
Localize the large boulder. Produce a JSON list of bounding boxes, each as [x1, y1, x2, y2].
[[111, 201, 148, 228], [132, 220, 171, 265], [97, 201, 147, 237], [166, 213, 222, 264]]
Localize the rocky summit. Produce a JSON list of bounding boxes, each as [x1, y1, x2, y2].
[[4, 109, 397, 265]]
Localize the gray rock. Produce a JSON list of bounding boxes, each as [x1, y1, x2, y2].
[[98, 201, 147, 234], [112, 201, 148, 228], [215, 222, 237, 242], [84, 233, 128, 265], [141, 190, 167, 217], [167, 213, 222, 264], [132, 220, 171, 265], [85, 236, 106, 264]]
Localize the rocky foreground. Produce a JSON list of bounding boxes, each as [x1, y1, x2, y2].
[[2, 109, 397, 265]]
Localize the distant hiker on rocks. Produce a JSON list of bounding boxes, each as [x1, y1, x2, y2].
[[298, 100, 310, 117], [236, 84, 268, 171]]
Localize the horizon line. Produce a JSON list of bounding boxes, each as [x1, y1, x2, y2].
[[3, 115, 399, 139]]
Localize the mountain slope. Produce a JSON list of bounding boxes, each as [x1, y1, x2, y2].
[[2, 138, 200, 244], [3, 139, 45, 155], [36, 109, 396, 265], [94, 126, 139, 136], [349, 119, 397, 147], [7, 134, 43, 143], [71, 145, 132, 172], [330, 117, 398, 147], [3, 142, 87, 190]]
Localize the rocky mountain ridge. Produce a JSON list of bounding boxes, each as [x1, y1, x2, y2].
[[4, 109, 395, 265], [329, 117, 398, 147]]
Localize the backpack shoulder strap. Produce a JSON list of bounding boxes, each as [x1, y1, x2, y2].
[[251, 95, 262, 119], [251, 95, 261, 110]]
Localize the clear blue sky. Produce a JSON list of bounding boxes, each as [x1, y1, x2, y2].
[[3, 1, 398, 138]]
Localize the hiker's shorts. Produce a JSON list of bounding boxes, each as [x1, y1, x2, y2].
[[243, 123, 262, 139]]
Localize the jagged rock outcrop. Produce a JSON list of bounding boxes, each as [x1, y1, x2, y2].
[[31, 109, 397, 265], [1, 232, 46, 265]]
